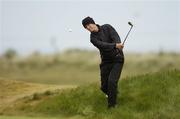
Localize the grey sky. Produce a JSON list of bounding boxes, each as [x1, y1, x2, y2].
[[0, 0, 180, 55]]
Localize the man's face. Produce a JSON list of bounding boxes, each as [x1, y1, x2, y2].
[[85, 24, 98, 32]]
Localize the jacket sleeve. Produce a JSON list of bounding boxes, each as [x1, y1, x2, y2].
[[106, 24, 121, 43], [90, 35, 116, 51]]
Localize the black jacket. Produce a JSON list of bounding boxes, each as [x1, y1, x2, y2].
[[90, 24, 124, 63]]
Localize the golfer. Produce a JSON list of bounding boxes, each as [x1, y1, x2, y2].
[[82, 16, 124, 108]]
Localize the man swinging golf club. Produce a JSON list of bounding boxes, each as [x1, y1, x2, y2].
[[82, 16, 126, 108]]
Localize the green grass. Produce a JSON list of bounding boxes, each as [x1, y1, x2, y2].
[[0, 115, 82, 119], [0, 51, 180, 85], [0, 50, 100, 85], [0, 116, 58, 119], [2, 69, 180, 119]]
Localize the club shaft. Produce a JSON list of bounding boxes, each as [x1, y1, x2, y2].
[[122, 26, 133, 45]]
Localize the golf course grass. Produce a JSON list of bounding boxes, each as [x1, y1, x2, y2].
[[0, 116, 58, 119], [1, 69, 180, 119]]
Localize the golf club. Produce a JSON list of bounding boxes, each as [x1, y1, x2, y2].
[[122, 22, 133, 45]]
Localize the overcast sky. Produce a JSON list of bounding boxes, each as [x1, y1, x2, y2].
[[0, 0, 180, 55]]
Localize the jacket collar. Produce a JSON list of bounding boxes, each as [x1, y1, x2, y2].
[[91, 24, 101, 35]]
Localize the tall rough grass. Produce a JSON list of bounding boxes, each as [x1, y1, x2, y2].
[[0, 50, 180, 85], [4, 69, 180, 119]]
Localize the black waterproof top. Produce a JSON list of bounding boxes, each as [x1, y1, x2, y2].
[[90, 24, 124, 63]]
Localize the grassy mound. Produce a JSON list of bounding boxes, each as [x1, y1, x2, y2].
[[2, 69, 180, 119], [1, 51, 180, 85]]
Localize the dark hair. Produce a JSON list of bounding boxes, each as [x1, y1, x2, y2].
[[82, 16, 95, 28]]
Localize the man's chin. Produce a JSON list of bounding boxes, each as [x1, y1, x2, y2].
[[91, 30, 97, 33]]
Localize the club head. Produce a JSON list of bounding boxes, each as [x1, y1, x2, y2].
[[128, 22, 133, 27]]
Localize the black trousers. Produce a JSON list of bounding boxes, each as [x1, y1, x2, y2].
[[100, 61, 124, 107]]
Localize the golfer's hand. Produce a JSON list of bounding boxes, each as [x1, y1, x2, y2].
[[116, 43, 124, 49]]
